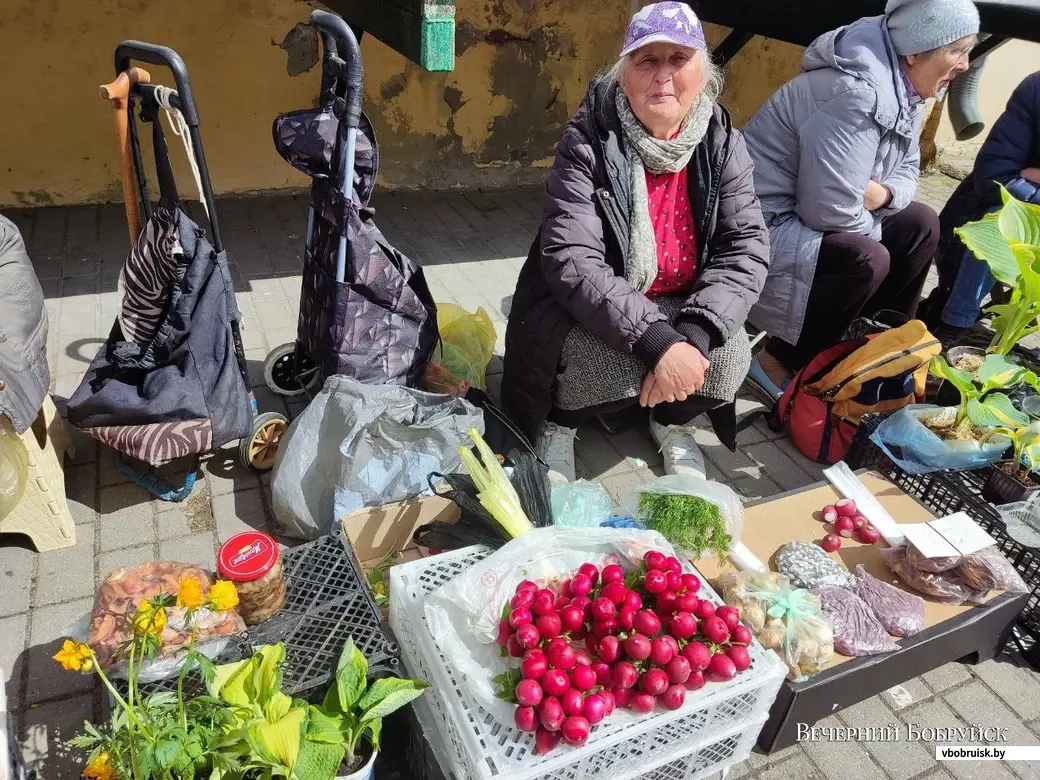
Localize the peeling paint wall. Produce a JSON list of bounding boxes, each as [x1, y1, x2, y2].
[[0, 0, 817, 206]]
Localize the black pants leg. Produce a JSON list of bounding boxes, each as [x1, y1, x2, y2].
[[548, 395, 720, 429], [768, 202, 939, 373]]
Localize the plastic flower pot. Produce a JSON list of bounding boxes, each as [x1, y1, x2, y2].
[[982, 461, 1040, 505], [336, 745, 377, 780]]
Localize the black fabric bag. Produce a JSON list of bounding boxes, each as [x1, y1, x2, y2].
[[274, 102, 437, 386], [67, 118, 251, 466]]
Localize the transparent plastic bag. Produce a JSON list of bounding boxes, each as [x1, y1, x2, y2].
[[87, 561, 245, 682], [625, 474, 744, 558], [776, 541, 855, 589], [423, 526, 685, 724], [998, 497, 1040, 548], [880, 543, 987, 605], [0, 422, 28, 521], [853, 564, 925, 637], [956, 546, 1029, 594], [870, 405, 1010, 475], [716, 570, 833, 681], [421, 303, 497, 396], [813, 585, 900, 656], [551, 480, 614, 527]]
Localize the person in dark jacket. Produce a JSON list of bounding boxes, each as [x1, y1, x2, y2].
[[919, 71, 1040, 347], [502, 2, 770, 482]]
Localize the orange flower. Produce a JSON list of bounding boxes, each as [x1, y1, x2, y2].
[[176, 576, 206, 610], [53, 640, 95, 673], [83, 751, 116, 780], [207, 580, 240, 612], [131, 602, 167, 637]]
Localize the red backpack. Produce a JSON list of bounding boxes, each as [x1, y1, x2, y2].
[[768, 321, 941, 464]]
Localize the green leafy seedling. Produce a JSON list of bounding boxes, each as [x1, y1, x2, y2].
[[956, 186, 1040, 355], [982, 420, 1040, 479], [929, 355, 1030, 429]]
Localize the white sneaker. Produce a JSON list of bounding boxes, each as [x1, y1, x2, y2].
[[537, 423, 577, 484], [650, 419, 707, 480]]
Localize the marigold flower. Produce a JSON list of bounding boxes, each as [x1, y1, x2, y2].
[[176, 576, 206, 610], [53, 640, 95, 673], [83, 751, 116, 780], [132, 602, 167, 637], [207, 580, 240, 612]]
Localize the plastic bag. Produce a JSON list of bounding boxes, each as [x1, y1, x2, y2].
[[870, 405, 1009, 475], [998, 497, 1040, 548], [853, 564, 925, 637], [956, 546, 1029, 594], [87, 562, 245, 681], [625, 474, 744, 558], [0, 422, 28, 521], [271, 376, 484, 540], [421, 303, 497, 396], [716, 570, 834, 681], [905, 541, 961, 573], [776, 541, 855, 589], [813, 585, 900, 656], [423, 526, 687, 724], [880, 543, 987, 604], [551, 480, 614, 527]]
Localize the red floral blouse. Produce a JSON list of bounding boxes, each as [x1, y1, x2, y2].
[[644, 167, 699, 299]]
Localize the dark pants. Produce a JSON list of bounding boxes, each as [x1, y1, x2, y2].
[[769, 202, 940, 373], [549, 395, 718, 429]]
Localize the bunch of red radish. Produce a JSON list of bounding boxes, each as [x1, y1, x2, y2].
[[818, 498, 881, 552], [495, 550, 753, 756]]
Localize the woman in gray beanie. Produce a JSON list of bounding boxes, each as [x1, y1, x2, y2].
[[742, 0, 979, 400]]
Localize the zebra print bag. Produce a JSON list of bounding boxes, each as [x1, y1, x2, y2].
[[67, 116, 252, 466]]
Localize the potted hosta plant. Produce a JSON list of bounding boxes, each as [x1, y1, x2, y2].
[[980, 420, 1040, 504], [307, 639, 429, 780], [955, 187, 1040, 358]]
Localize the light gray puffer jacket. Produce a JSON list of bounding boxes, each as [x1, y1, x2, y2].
[[0, 214, 49, 434], [743, 15, 925, 345]]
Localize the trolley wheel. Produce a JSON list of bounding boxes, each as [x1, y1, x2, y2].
[[241, 412, 288, 471], [264, 342, 318, 397]]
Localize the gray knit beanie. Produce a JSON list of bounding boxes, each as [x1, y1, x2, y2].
[[885, 0, 980, 56]]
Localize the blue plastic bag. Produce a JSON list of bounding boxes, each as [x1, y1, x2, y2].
[[870, 405, 1009, 475]]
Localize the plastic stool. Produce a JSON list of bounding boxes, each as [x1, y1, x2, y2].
[[0, 396, 76, 552]]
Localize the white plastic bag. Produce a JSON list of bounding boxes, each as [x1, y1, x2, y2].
[[271, 375, 484, 540], [623, 474, 744, 558], [423, 526, 684, 725]]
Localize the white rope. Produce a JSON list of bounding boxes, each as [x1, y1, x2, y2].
[[154, 85, 209, 219]]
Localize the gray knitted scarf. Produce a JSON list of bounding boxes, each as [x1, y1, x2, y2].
[[615, 90, 712, 293]]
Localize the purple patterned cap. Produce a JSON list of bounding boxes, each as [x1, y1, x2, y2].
[[620, 2, 708, 58]]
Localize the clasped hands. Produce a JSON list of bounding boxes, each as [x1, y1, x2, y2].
[[639, 341, 710, 408], [863, 179, 892, 211]]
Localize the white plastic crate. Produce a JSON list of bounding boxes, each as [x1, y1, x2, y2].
[[389, 545, 786, 780]]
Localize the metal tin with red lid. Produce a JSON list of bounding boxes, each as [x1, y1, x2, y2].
[[218, 531, 280, 582]]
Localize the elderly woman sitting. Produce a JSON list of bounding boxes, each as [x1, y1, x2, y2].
[[502, 2, 770, 483], [743, 0, 979, 399]]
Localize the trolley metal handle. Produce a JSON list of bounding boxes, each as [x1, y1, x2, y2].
[[115, 41, 200, 127], [310, 9, 364, 129]]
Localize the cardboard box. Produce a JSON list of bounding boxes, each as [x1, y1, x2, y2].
[[695, 471, 1027, 752], [341, 495, 461, 570]]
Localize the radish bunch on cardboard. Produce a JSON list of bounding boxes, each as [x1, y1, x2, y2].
[[818, 498, 881, 551], [494, 551, 754, 755]]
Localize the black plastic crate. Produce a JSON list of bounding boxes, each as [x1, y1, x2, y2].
[[130, 533, 401, 700], [848, 414, 1040, 647]]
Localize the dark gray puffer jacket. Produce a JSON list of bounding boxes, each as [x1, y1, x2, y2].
[[502, 76, 770, 442]]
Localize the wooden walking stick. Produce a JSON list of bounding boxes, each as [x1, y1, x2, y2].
[[99, 67, 151, 244]]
